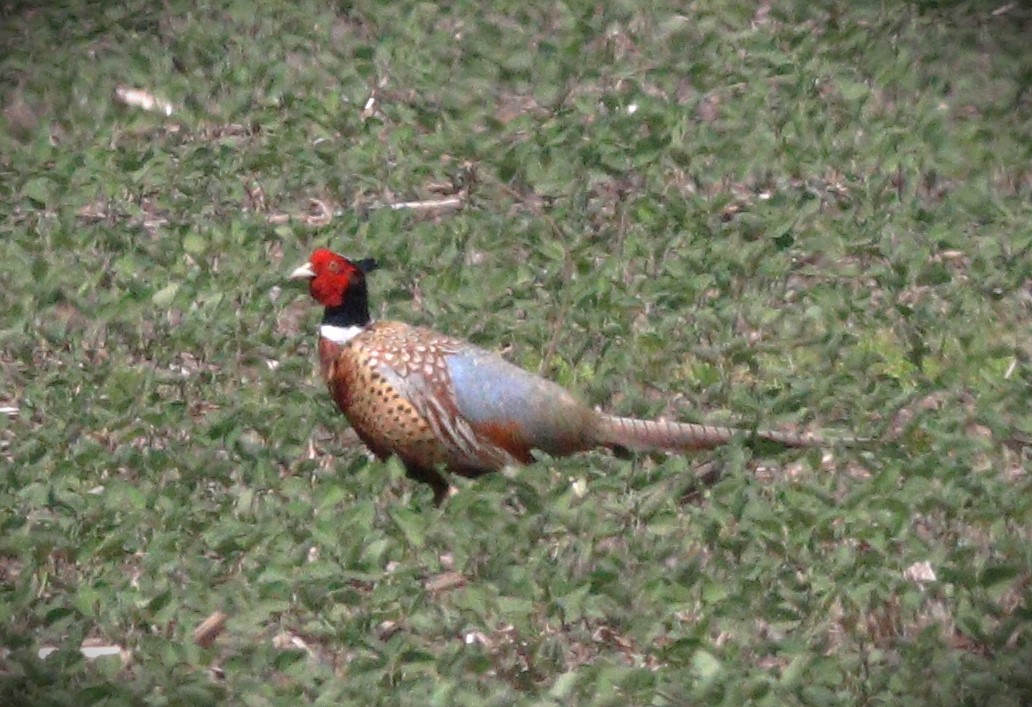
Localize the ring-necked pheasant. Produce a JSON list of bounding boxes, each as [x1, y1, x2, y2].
[[290, 248, 852, 503]]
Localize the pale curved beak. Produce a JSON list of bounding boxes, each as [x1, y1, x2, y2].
[[288, 262, 316, 281]]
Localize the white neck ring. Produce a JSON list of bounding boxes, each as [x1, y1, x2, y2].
[[319, 324, 365, 345]]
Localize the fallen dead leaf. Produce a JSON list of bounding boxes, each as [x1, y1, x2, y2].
[[193, 611, 228, 647], [424, 571, 467, 593]]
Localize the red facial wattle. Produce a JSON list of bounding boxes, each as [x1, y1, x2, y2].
[[306, 249, 358, 308]]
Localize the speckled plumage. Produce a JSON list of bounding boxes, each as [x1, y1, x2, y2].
[[319, 321, 600, 500], [291, 249, 860, 503]]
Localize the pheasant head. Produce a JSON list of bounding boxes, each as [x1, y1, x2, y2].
[[290, 248, 380, 330], [289, 248, 378, 307]]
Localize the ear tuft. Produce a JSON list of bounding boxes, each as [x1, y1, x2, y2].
[[356, 258, 379, 274]]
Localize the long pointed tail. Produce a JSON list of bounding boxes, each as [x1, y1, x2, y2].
[[597, 415, 852, 452]]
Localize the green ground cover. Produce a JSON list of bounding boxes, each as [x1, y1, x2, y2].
[[1, 1, 1029, 703]]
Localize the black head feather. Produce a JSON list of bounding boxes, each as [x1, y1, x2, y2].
[[355, 257, 379, 274]]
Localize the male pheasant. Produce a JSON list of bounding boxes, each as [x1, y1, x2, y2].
[[291, 248, 846, 503]]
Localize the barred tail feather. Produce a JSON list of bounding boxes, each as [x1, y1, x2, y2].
[[598, 415, 839, 452]]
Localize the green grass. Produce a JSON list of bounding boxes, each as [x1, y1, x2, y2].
[[2, 0, 1030, 703]]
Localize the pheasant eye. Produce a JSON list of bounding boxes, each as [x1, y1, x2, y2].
[[328, 261, 340, 273]]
